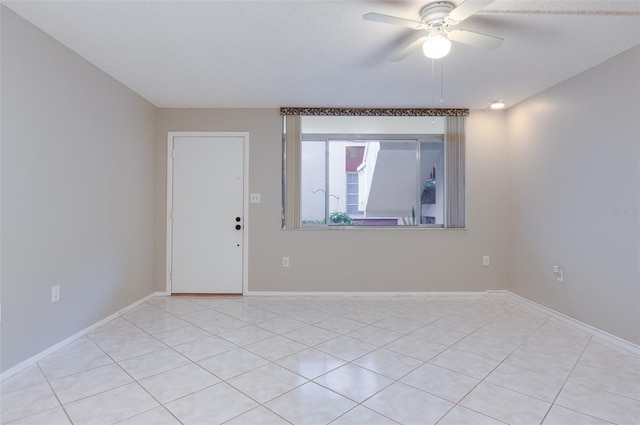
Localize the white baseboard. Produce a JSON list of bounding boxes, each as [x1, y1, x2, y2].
[[244, 291, 488, 297], [0, 292, 166, 382], [489, 290, 640, 355]]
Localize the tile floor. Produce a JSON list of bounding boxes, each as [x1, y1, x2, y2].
[[1, 294, 639, 425]]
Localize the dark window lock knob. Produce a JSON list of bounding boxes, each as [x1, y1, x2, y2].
[[235, 217, 241, 222], [235, 224, 242, 230]]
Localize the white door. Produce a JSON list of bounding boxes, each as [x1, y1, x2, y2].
[[170, 134, 245, 294]]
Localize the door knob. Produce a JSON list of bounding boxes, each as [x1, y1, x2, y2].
[[235, 224, 242, 230]]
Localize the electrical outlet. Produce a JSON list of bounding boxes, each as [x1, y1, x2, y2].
[[282, 256, 290, 267], [483, 255, 490, 266], [51, 285, 60, 303]]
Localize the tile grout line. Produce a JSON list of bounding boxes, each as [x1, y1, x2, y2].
[[537, 334, 598, 425], [129, 298, 324, 424], [80, 302, 211, 424], [213, 296, 441, 424], [102, 301, 264, 424], [37, 362, 74, 425], [434, 308, 556, 425]]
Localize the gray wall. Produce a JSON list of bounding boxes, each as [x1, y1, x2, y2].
[[1, 8, 157, 372], [156, 109, 509, 293], [506, 45, 640, 344]]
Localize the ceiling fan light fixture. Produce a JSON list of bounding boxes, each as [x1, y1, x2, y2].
[[489, 100, 506, 109], [422, 33, 451, 59]]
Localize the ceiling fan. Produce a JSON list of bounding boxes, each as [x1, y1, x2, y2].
[[363, 0, 503, 61]]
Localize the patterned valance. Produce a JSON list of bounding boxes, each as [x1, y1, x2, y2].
[[280, 107, 469, 117]]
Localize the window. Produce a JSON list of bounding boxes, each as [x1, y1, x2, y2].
[[283, 110, 467, 229], [301, 138, 444, 227]]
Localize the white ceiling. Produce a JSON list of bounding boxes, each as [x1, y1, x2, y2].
[[4, 0, 640, 109]]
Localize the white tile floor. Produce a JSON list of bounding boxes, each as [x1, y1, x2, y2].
[[1, 294, 639, 425]]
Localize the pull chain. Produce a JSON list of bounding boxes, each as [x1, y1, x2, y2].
[[431, 59, 436, 125], [431, 59, 435, 106], [440, 61, 444, 103]]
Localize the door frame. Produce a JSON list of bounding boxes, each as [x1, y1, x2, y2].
[[166, 131, 250, 295]]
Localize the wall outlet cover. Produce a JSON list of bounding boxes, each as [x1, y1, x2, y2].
[[51, 285, 60, 303]]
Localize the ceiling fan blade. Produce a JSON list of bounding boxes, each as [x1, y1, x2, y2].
[[363, 13, 423, 29], [389, 36, 428, 62], [448, 29, 503, 50], [447, 0, 494, 24]]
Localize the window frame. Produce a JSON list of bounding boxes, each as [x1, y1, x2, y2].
[[281, 111, 468, 230]]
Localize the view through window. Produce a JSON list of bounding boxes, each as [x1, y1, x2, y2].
[[301, 137, 445, 227]]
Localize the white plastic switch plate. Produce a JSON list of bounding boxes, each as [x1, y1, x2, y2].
[[282, 256, 290, 267], [51, 285, 60, 303], [250, 193, 261, 203], [483, 255, 490, 266], [553, 266, 564, 282]]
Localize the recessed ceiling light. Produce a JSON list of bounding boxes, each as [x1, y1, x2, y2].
[[489, 100, 506, 110]]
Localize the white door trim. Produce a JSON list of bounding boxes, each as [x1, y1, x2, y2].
[[166, 131, 250, 294]]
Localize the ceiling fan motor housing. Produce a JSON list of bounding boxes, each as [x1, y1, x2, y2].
[[420, 1, 455, 25]]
